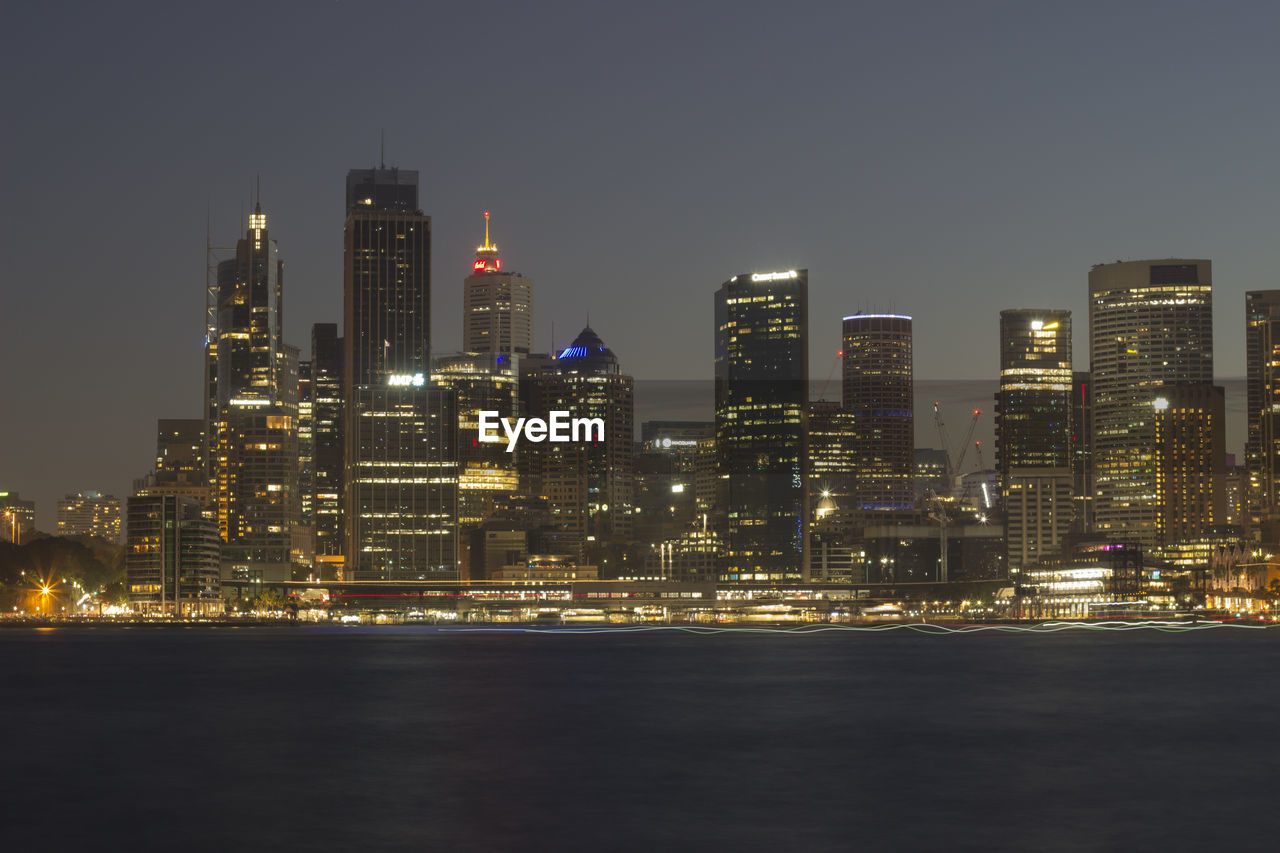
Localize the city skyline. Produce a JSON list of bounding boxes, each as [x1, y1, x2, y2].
[[7, 1, 1280, 527]]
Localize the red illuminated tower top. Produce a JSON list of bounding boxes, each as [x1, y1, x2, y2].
[[473, 211, 501, 272]]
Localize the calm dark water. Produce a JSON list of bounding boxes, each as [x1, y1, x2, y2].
[[2, 626, 1277, 851]]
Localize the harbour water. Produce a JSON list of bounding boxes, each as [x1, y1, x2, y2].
[[3, 625, 1277, 850]]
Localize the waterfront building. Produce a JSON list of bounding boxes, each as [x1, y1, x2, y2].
[[1088, 260, 1213, 547], [125, 495, 222, 616], [56, 492, 121, 542], [842, 313, 913, 512], [714, 269, 809, 582]]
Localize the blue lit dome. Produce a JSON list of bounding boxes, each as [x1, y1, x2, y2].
[[555, 326, 619, 373]]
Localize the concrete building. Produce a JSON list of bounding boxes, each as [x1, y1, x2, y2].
[[1088, 260, 1213, 547]]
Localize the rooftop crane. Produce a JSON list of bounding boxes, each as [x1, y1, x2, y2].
[[933, 403, 983, 494]]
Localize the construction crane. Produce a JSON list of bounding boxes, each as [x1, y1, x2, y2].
[[933, 403, 982, 495]]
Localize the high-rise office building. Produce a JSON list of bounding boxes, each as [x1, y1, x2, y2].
[[126, 495, 221, 616], [714, 269, 809, 582], [310, 323, 344, 576], [210, 204, 300, 584], [842, 313, 913, 512], [343, 167, 456, 579], [433, 352, 519, 527], [995, 310, 1072, 481], [1245, 290, 1280, 543], [56, 492, 122, 542], [995, 309, 1073, 572], [463, 212, 533, 358], [808, 400, 858, 513], [1153, 385, 1225, 546], [1088, 260, 1213, 547], [1071, 371, 1093, 532], [522, 327, 634, 570]]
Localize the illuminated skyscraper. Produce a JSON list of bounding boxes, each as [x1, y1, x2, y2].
[[463, 212, 533, 357], [1088, 260, 1213, 547], [715, 270, 809, 582], [522, 327, 634, 569], [210, 204, 300, 584], [135, 420, 211, 509], [808, 400, 857, 513], [343, 167, 456, 580], [842, 313, 913, 512], [433, 352, 520, 572], [995, 309, 1073, 572], [1153, 385, 1225, 545], [1245, 290, 1280, 543]]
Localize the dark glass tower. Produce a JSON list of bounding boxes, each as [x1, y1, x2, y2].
[[842, 313, 913, 511], [1246, 290, 1280, 543], [714, 269, 809, 582], [310, 323, 344, 575], [343, 167, 456, 580]]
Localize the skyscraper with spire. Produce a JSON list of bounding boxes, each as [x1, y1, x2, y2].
[[209, 200, 300, 584], [463, 211, 533, 358], [343, 167, 457, 580]]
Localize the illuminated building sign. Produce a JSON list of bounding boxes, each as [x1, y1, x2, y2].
[[387, 373, 425, 387], [751, 270, 799, 282]]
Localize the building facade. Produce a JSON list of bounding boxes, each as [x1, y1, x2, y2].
[[1245, 290, 1280, 544], [210, 204, 300, 584], [463, 211, 533, 358], [1088, 260, 1213, 547], [1153, 385, 1225, 546], [714, 270, 809, 582], [995, 309, 1073, 572], [56, 492, 122, 542], [842, 313, 913, 512], [343, 167, 456, 580], [126, 495, 221, 615], [310, 323, 344, 576]]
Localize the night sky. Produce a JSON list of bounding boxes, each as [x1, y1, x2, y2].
[[5, 0, 1279, 527]]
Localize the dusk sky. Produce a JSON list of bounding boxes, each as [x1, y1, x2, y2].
[[5, 0, 1279, 526]]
